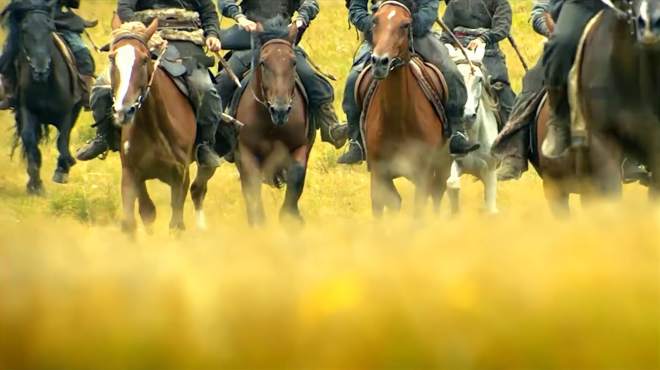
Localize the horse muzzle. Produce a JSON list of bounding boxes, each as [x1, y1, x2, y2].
[[371, 54, 392, 80], [269, 104, 292, 127], [30, 66, 50, 83], [113, 105, 138, 126]]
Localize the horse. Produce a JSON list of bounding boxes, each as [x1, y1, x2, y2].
[[233, 17, 311, 226], [532, 2, 660, 215], [358, 0, 452, 217], [109, 16, 198, 234], [444, 44, 500, 215], [6, 0, 84, 195]]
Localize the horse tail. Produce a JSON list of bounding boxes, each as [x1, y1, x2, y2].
[[10, 111, 49, 160]]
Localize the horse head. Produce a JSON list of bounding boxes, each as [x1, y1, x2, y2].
[[447, 44, 487, 125], [255, 16, 298, 127], [109, 15, 159, 126], [13, 0, 57, 82], [630, 0, 660, 45], [370, 0, 415, 80]]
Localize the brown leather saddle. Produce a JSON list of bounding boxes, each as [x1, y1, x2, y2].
[[52, 32, 83, 100]]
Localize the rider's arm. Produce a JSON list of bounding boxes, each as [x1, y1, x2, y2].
[[296, 0, 320, 26], [412, 0, 439, 37], [218, 0, 244, 21], [531, 0, 552, 37], [117, 0, 138, 22], [348, 0, 373, 34], [197, 0, 221, 39], [480, 0, 511, 44]]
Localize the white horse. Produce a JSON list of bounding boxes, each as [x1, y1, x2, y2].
[[445, 44, 500, 214]]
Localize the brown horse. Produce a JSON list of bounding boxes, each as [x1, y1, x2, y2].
[[533, 99, 623, 216], [109, 17, 197, 234], [234, 17, 311, 226], [358, 1, 451, 216]]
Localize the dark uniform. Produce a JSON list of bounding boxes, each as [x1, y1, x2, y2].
[[338, 0, 474, 164], [541, 0, 605, 157], [216, 0, 347, 149], [76, 0, 225, 167], [0, 0, 95, 108], [441, 0, 516, 127]]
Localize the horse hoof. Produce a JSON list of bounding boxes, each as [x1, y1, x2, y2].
[[26, 182, 45, 196], [52, 171, 69, 184]]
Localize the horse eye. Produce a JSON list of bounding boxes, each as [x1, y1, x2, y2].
[[402, 23, 411, 29]]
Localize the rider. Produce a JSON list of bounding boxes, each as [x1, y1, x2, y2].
[[0, 0, 95, 110], [493, 0, 560, 180], [75, 0, 224, 168], [338, 0, 475, 165], [441, 0, 516, 127], [217, 0, 348, 149], [541, 0, 606, 158]]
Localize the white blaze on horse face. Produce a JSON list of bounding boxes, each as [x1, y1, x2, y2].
[[387, 10, 396, 20], [114, 45, 136, 112]]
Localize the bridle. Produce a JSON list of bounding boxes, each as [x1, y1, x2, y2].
[[251, 38, 296, 110], [374, 1, 415, 71], [110, 33, 168, 113], [18, 7, 55, 73]]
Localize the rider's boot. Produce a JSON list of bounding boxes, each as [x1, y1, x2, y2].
[[76, 88, 115, 161], [337, 139, 364, 164], [496, 128, 528, 181], [80, 74, 95, 111], [76, 119, 112, 161], [542, 86, 571, 159], [448, 115, 480, 155], [316, 102, 349, 149], [197, 123, 222, 168]]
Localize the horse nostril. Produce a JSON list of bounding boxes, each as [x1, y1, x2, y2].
[[269, 106, 276, 115], [381, 57, 390, 66], [286, 105, 292, 114]]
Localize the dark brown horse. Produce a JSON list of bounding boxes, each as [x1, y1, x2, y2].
[[234, 18, 311, 225], [532, 2, 660, 215], [109, 17, 197, 234], [358, 1, 451, 216]]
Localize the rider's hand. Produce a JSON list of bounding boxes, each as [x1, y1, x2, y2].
[[291, 17, 305, 29], [467, 37, 486, 51], [237, 15, 258, 32], [206, 37, 221, 52]]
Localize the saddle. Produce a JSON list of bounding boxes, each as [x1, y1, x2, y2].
[[355, 56, 449, 153], [52, 32, 82, 100]]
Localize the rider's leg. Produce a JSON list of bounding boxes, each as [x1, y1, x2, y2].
[[187, 67, 223, 168], [413, 35, 478, 155], [484, 54, 515, 127], [294, 48, 347, 149], [76, 73, 119, 161], [338, 42, 371, 165], [215, 50, 251, 111], [495, 58, 544, 180], [59, 30, 95, 109], [542, 0, 605, 158]]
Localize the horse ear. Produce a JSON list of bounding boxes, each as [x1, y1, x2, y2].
[[111, 13, 122, 31], [143, 18, 159, 41], [287, 24, 299, 45]]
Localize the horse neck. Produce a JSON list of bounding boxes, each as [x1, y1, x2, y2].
[[135, 64, 167, 135], [376, 66, 411, 119], [476, 92, 499, 146]]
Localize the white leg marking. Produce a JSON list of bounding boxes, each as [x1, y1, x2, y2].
[[195, 210, 207, 231]]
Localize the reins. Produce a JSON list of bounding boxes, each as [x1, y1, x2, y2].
[[374, 1, 415, 71], [251, 39, 296, 110]]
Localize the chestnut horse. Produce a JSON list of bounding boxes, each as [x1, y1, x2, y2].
[[358, 1, 451, 216], [109, 17, 197, 234], [234, 18, 311, 225]]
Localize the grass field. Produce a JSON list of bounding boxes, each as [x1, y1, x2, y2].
[[0, 1, 658, 369]]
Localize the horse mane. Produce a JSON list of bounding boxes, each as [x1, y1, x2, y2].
[[256, 16, 291, 45], [382, 0, 417, 13]]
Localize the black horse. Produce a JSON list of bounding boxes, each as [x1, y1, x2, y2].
[[4, 0, 83, 195], [579, 0, 660, 198]]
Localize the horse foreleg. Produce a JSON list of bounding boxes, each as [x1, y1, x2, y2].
[[414, 171, 433, 218], [121, 167, 139, 236], [447, 161, 462, 216], [239, 149, 265, 226], [53, 110, 78, 184], [169, 166, 189, 232], [190, 165, 217, 231], [543, 180, 570, 218], [136, 181, 156, 234], [370, 168, 400, 218], [281, 146, 308, 223], [481, 163, 499, 215], [19, 109, 43, 195]]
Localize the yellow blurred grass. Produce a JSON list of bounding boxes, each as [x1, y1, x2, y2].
[[0, 1, 658, 369]]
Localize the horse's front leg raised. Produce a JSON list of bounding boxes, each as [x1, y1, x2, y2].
[[280, 145, 308, 223], [19, 108, 44, 195], [53, 109, 79, 184], [121, 167, 139, 235], [169, 166, 190, 232], [238, 148, 266, 226]]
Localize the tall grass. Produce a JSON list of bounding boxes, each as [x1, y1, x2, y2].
[[0, 1, 657, 369]]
